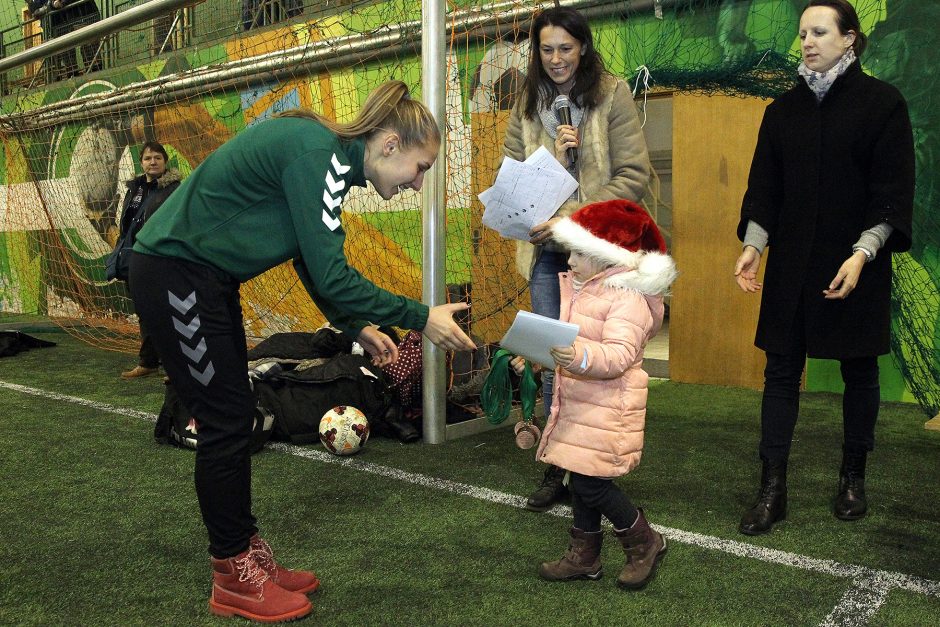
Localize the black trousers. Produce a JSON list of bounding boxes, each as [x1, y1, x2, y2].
[[131, 282, 160, 369], [569, 472, 639, 532], [137, 330, 160, 369], [759, 349, 880, 462], [130, 253, 257, 558]]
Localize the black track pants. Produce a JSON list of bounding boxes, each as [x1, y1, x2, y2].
[[130, 253, 258, 558]]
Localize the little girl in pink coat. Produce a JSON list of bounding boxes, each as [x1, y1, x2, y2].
[[515, 198, 677, 590]]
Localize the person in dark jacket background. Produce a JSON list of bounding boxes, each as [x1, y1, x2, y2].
[[111, 141, 181, 379], [733, 0, 914, 536]]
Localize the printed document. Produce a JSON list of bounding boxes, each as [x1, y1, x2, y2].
[[500, 310, 580, 370], [480, 146, 579, 241]]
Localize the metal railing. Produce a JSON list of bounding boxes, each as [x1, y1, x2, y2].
[[0, 0, 376, 95], [0, 0, 196, 93]]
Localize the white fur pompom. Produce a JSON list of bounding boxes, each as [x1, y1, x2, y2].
[[634, 252, 678, 295]]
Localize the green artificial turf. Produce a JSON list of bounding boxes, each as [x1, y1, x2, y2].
[[1, 327, 938, 626]]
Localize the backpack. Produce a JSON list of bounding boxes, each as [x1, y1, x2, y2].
[[154, 380, 274, 454], [252, 353, 394, 445]]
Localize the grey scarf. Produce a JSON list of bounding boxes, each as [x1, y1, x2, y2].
[[798, 49, 856, 102], [537, 94, 584, 138]]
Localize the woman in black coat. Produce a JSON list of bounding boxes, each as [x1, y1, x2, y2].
[[112, 141, 181, 379], [733, 0, 914, 535]]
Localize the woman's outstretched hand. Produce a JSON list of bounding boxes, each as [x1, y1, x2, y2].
[[823, 250, 867, 299], [734, 246, 763, 293], [423, 303, 477, 352]]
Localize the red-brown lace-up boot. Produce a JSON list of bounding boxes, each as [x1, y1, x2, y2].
[[209, 548, 312, 623], [250, 535, 320, 595]]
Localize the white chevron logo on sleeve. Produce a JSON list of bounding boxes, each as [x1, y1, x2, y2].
[[322, 189, 342, 211], [188, 361, 215, 386], [321, 153, 349, 231], [331, 154, 351, 174], [322, 209, 341, 231], [179, 337, 207, 363], [325, 170, 345, 195], [168, 290, 197, 314], [173, 314, 201, 340]]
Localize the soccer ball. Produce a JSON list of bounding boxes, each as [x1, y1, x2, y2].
[[318, 406, 370, 456]]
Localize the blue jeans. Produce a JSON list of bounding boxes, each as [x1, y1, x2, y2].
[[528, 250, 569, 418]]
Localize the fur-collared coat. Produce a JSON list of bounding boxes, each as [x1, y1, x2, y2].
[[535, 260, 674, 479], [503, 74, 651, 279], [737, 62, 914, 358], [118, 169, 182, 242]]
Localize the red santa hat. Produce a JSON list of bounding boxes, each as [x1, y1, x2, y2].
[[550, 199, 677, 294]]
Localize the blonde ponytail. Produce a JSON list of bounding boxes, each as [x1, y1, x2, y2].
[[276, 80, 440, 149]]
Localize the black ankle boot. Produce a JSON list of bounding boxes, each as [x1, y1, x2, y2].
[[834, 446, 868, 520], [739, 458, 787, 535], [525, 464, 568, 512]]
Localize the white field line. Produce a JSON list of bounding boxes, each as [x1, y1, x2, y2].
[[5, 379, 940, 612], [819, 577, 894, 627], [0, 380, 161, 422]]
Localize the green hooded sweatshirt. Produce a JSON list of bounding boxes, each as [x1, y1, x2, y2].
[[135, 116, 428, 338]]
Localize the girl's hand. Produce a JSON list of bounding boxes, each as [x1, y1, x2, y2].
[[733, 246, 762, 293], [550, 345, 576, 368], [510, 356, 542, 375], [528, 217, 562, 246], [823, 250, 867, 299], [357, 326, 398, 367], [554, 124, 579, 166]]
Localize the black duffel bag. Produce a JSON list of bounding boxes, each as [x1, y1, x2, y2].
[[253, 353, 394, 445]]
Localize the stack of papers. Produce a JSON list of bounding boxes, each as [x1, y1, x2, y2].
[[479, 146, 579, 241], [500, 310, 580, 370]]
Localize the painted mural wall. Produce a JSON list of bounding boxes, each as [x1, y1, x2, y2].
[[0, 1, 935, 410]]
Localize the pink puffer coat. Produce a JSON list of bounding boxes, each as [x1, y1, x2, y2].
[[535, 266, 666, 478]]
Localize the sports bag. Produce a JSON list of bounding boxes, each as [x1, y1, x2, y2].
[[253, 353, 393, 445], [154, 380, 274, 454]]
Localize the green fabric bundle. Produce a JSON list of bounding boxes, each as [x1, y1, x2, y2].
[[481, 348, 538, 425]]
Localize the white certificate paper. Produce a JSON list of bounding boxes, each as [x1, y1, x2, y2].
[[500, 310, 580, 370], [479, 146, 579, 241]]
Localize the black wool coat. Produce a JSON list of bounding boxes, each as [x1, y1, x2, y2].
[[738, 61, 914, 359]]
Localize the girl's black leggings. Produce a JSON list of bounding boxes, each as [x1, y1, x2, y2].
[[569, 472, 639, 532]]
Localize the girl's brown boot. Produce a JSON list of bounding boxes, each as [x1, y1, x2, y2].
[[538, 527, 603, 581], [613, 509, 667, 590]]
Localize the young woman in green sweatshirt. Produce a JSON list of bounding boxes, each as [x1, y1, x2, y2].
[[130, 80, 474, 623]]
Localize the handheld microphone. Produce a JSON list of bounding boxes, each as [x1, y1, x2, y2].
[[552, 94, 578, 166]]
